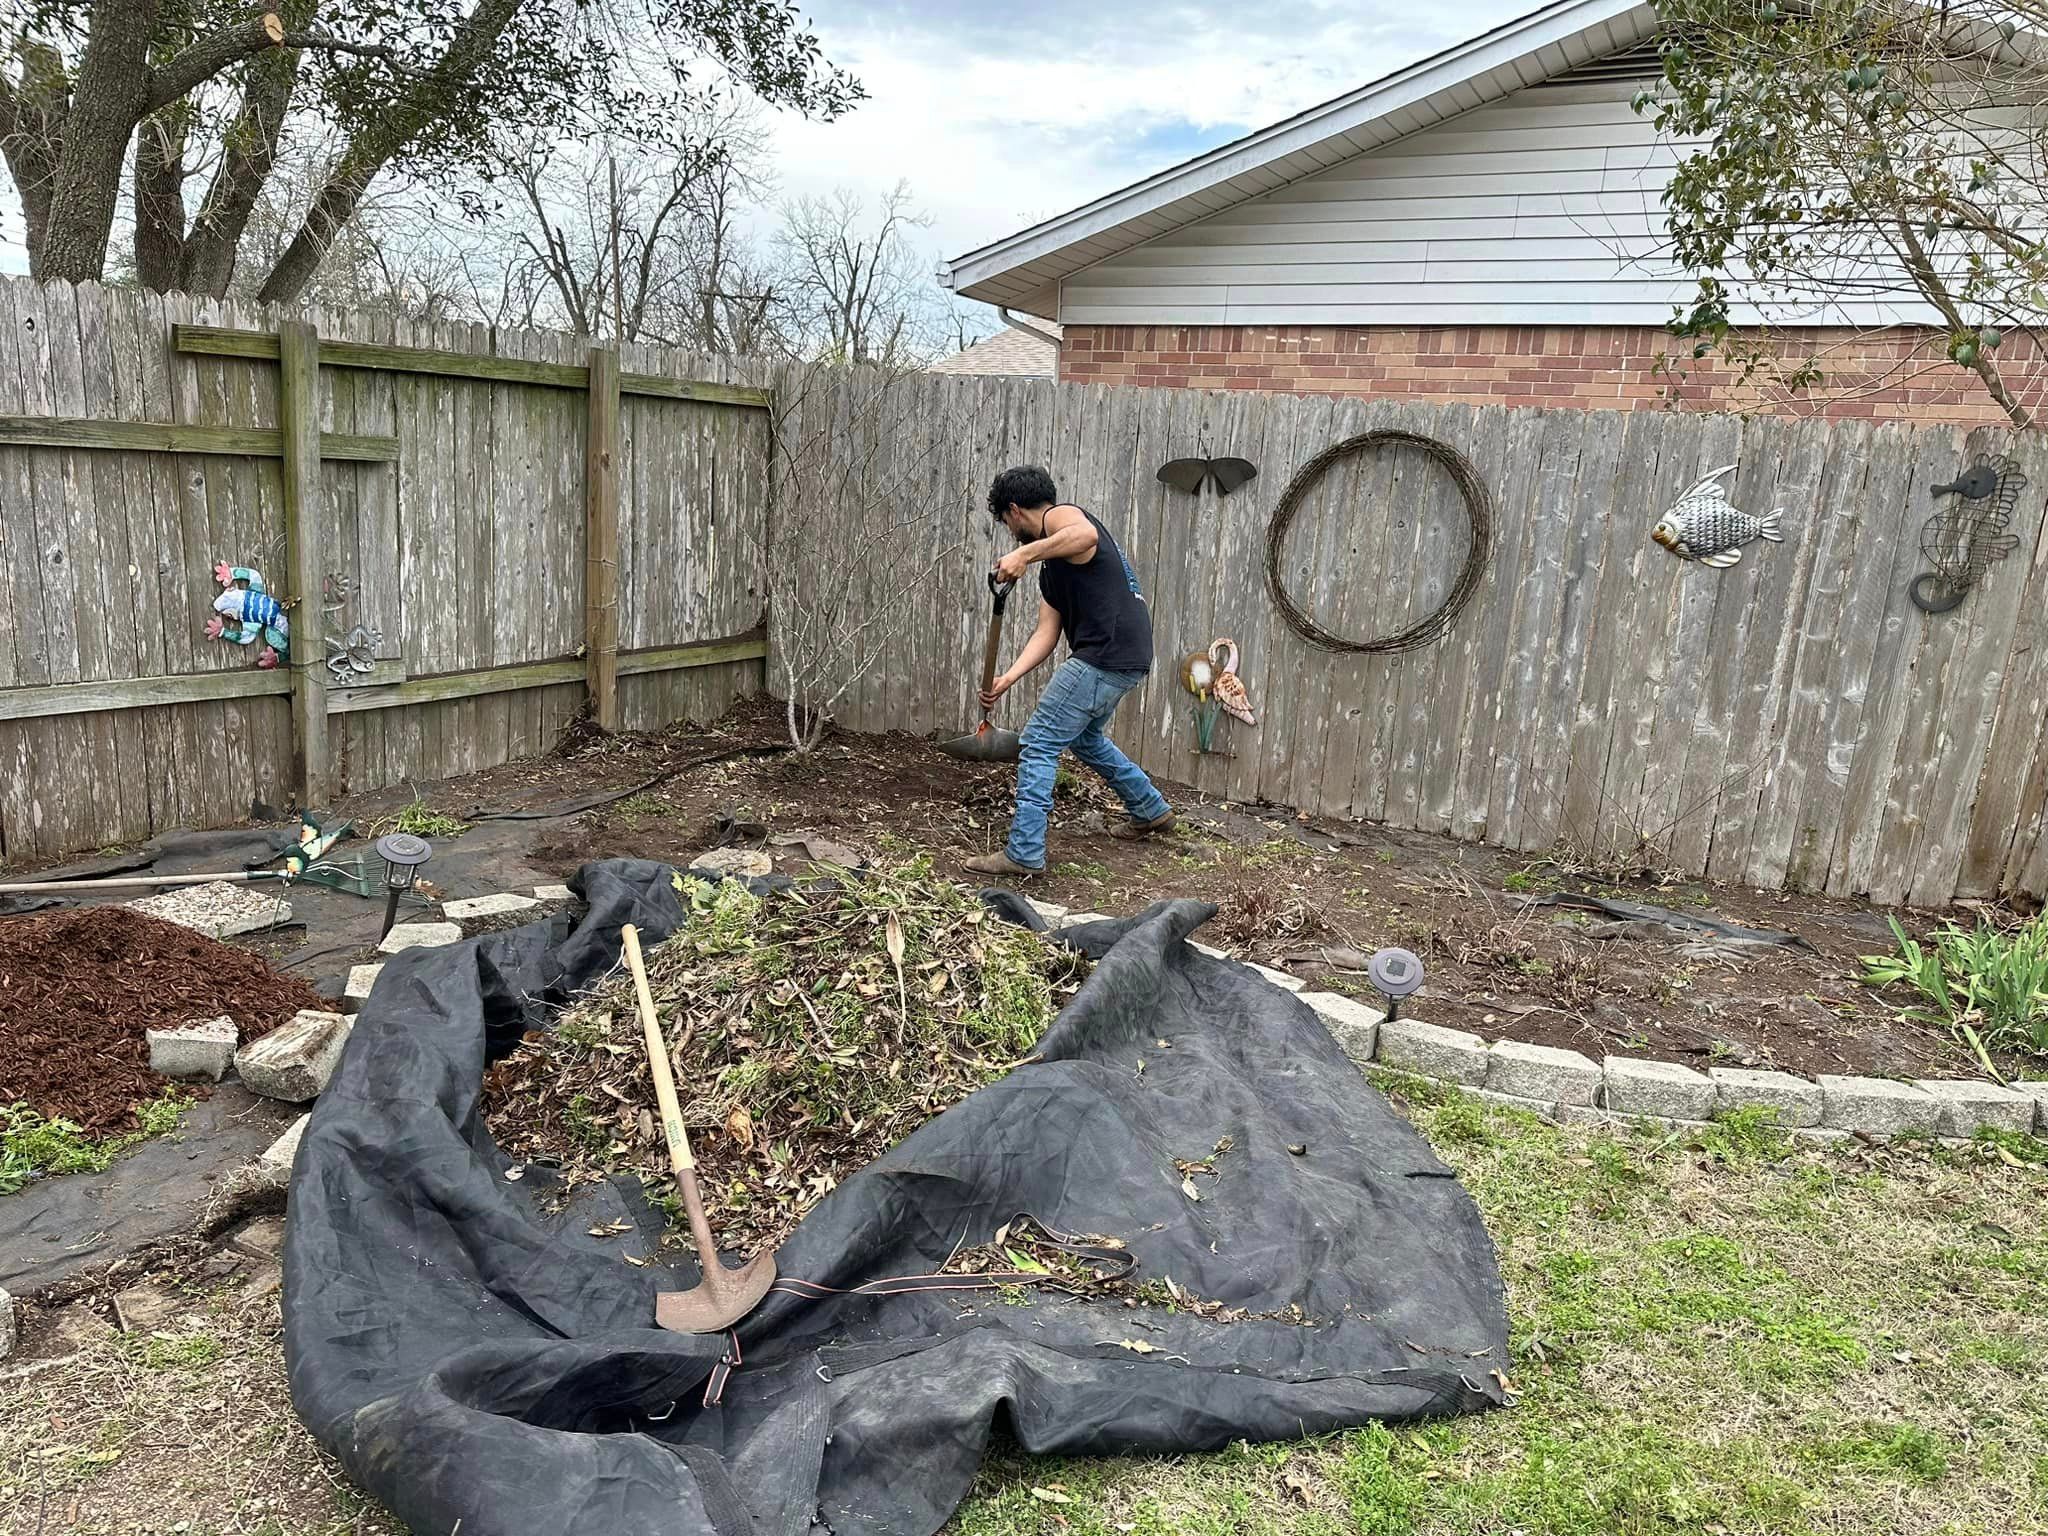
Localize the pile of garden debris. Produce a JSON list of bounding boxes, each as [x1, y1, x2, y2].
[[0, 906, 321, 1134], [482, 862, 1089, 1251]]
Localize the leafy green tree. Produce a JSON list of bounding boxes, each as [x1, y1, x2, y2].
[[1, 0, 860, 302], [1638, 0, 2048, 426]]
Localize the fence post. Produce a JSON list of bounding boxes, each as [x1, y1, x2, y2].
[[278, 320, 329, 806], [585, 346, 622, 732]]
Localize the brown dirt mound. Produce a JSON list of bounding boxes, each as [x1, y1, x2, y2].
[[0, 907, 323, 1134]]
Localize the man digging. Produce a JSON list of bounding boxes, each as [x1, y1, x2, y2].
[[966, 466, 1174, 877]]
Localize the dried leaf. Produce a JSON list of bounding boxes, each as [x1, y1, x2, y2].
[[726, 1105, 756, 1151], [1109, 1339, 1158, 1354], [1287, 1143, 1307, 1156], [1029, 1487, 1074, 1505], [1181, 1177, 1201, 1201], [1281, 1466, 1315, 1506]]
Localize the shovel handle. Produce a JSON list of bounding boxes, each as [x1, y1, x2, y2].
[[979, 575, 1017, 709], [622, 924, 696, 1174]]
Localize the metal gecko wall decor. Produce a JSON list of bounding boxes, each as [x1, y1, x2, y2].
[[206, 562, 290, 669], [1181, 638, 1257, 754], [321, 572, 384, 686], [1909, 453, 2027, 614]]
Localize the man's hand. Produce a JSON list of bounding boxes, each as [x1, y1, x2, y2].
[[994, 548, 1032, 583], [979, 673, 1016, 711]]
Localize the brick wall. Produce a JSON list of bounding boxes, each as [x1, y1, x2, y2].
[[1058, 323, 2046, 425]]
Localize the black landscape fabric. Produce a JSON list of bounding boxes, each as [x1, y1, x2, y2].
[[284, 860, 1509, 1536]]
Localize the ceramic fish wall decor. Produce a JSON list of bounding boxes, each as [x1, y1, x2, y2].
[[1650, 466, 1785, 568]]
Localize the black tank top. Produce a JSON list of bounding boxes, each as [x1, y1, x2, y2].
[[1037, 509, 1153, 674]]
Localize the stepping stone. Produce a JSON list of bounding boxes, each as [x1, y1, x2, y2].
[[442, 892, 540, 921], [2017, 1080, 2048, 1134], [1487, 1040, 1601, 1107], [126, 881, 292, 939], [1708, 1067, 1822, 1128], [235, 1011, 351, 1103], [1601, 1057, 1715, 1120], [378, 921, 462, 954], [146, 1014, 238, 1082], [111, 1284, 185, 1334]]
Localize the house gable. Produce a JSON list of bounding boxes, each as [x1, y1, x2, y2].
[[1058, 68, 1939, 330]]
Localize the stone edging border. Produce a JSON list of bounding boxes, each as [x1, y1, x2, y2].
[[1029, 901, 2048, 1143]]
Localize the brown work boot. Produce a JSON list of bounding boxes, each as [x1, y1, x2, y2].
[[965, 850, 1042, 877], [1107, 810, 1176, 840]]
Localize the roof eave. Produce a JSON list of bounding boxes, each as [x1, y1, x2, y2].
[[944, 0, 1657, 303]]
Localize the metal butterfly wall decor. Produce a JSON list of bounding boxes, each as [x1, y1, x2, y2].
[[1156, 457, 1259, 495]]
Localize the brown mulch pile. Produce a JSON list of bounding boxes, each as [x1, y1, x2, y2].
[[0, 907, 322, 1134]]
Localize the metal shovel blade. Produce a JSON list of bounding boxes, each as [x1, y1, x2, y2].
[[655, 1164, 779, 1333], [938, 720, 1023, 762], [656, 1248, 778, 1333]]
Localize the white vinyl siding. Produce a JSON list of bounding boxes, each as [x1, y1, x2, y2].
[[1059, 82, 1942, 328]]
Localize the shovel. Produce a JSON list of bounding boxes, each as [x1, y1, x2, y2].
[[938, 572, 1022, 762], [621, 924, 778, 1333]]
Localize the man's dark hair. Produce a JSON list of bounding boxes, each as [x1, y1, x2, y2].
[[988, 465, 1058, 519]]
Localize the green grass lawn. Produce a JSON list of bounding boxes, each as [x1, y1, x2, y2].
[[6, 1080, 2043, 1534], [950, 1081, 2048, 1536]]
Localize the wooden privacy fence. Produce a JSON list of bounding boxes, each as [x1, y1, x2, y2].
[[0, 276, 772, 862], [4, 276, 2046, 908], [794, 369, 2048, 909]]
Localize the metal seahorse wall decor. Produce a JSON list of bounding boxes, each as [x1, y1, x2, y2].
[[1911, 453, 2027, 614]]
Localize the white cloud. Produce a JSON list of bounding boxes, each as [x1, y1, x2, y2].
[[0, 4, 1531, 293]]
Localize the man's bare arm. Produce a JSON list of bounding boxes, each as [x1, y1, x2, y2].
[[984, 600, 1064, 705], [995, 505, 1098, 581]]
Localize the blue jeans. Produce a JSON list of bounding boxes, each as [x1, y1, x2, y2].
[[1006, 659, 1171, 869]]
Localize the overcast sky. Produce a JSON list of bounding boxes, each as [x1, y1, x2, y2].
[[0, 3, 1529, 285], [774, 0, 1528, 270]]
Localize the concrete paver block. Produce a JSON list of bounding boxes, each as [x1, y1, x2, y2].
[[235, 1011, 351, 1103], [1709, 1067, 1823, 1128], [1246, 962, 1305, 993], [1060, 912, 1114, 928], [1298, 992, 1383, 1067], [111, 1284, 185, 1334], [1187, 940, 1230, 958], [1377, 1018, 1490, 1086], [442, 892, 540, 921], [1817, 1075, 1940, 1136], [146, 1014, 238, 1082], [253, 1113, 312, 1188], [343, 963, 384, 1009], [1469, 1087, 1560, 1122], [1601, 1057, 1716, 1120], [1487, 1040, 1601, 1107], [533, 883, 574, 901], [1912, 1078, 2038, 1137], [0, 1286, 14, 1360], [2016, 1080, 2048, 1134], [126, 880, 291, 939], [378, 921, 462, 954], [688, 848, 773, 878], [1025, 898, 1070, 925]]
